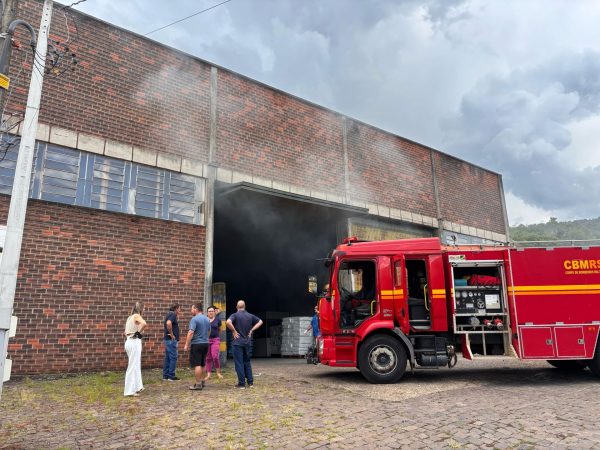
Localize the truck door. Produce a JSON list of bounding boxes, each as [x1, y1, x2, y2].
[[405, 258, 431, 329], [337, 259, 378, 329]]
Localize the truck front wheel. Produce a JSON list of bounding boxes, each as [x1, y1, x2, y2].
[[358, 335, 407, 383]]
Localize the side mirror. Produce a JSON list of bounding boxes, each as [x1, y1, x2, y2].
[[308, 275, 318, 295]]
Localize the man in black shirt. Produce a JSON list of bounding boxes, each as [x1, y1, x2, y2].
[[226, 300, 263, 388], [162, 303, 181, 381]]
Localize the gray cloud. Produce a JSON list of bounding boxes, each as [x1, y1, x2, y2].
[[442, 50, 600, 218]]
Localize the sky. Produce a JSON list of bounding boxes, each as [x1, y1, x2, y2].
[[72, 0, 600, 226]]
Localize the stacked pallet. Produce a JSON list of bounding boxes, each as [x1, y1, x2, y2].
[[281, 316, 313, 356]]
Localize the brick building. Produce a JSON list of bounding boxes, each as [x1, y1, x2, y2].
[[0, 0, 509, 374]]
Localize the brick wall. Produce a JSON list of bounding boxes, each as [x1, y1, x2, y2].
[[434, 152, 505, 233], [346, 120, 438, 217], [9, 0, 211, 161], [217, 70, 346, 193], [1, 195, 205, 374]]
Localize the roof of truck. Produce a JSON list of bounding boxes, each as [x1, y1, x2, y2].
[[335, 237, 443, 255]]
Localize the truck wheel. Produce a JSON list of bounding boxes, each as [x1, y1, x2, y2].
[[589, 345, 600, 377], [358, 335, 407, 383], [547, 360, 587, 371]]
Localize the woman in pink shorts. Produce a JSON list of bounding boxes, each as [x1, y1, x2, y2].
[[205, 305, 223, 381]]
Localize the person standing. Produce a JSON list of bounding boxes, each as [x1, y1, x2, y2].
[[205, 305, 223, 381], [162, 303, 181, 381], [304, 305, 320, 339], [124, 302, 147, 397], [226, 300, 263, 389], [304, 305, 320, 362], [183, 303, 210, 390]]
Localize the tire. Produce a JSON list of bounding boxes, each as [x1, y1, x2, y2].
[[547, 360, 587, 371], [358, 335, 407, 384], [589, 344, 600, 377]]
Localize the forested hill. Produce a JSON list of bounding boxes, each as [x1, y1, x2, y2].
[[510, 217, 600, 241]]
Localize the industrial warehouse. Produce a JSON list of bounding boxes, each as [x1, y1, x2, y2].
[[0, 0, 509, 375]]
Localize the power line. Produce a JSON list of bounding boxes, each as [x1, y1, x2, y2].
[[144, 0, 233, 36], [62, 0, 88, 9]]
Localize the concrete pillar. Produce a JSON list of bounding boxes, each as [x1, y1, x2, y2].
[[203, 66, 218, 306], [342, 116, 350, 202], [498, 175, 510, 242], [429, 149, 443, 239]]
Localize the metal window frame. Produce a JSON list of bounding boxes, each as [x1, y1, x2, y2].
[[1, 139, 206, 226]]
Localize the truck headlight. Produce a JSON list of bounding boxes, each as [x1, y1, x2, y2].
[[318, 338, 324, 355]]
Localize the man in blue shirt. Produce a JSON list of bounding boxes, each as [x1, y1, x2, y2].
[[183, 303, 210, 390], [162, 303, 181, 381], [226, 300, 263, 389]]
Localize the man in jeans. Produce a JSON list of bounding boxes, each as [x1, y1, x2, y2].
[[162, 303, 181, 381], [226, 300, 263, 389]]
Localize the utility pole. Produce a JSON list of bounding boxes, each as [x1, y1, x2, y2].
[[0, 0, 53, 401]]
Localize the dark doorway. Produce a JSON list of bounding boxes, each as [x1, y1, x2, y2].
[[213, 182, 365, 356]]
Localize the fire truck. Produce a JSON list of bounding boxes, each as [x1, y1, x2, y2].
[[308, 237, 600, 383]]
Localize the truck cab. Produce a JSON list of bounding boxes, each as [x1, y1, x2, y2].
[[314, 237, 453, 382]]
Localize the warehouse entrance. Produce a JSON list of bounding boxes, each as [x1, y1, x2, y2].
[[213, 182, 365, 357]]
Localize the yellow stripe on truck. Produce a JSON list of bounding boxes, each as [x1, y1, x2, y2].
[[509, 284, 600, 292]]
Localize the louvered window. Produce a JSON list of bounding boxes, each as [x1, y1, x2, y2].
[[168, 172, 202, 224], [0, 145, 18, 195], [2, 139, 206, 225], [38, 145, 80, 204], [134, 165, 165, 219], [0, 140, 38, 196], [90, 155, 127, 213]]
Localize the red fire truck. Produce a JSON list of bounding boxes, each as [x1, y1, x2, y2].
[[309, 237, 600, 383]]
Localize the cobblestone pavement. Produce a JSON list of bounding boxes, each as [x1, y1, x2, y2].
[[1, 357, 599, 449]]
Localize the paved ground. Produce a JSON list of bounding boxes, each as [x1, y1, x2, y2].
[[1, 357, 599, 449]]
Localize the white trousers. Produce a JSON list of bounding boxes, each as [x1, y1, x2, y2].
[[124, 338, 143, 396]]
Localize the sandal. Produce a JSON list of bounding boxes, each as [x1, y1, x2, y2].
[[189, 384, 203, 390]]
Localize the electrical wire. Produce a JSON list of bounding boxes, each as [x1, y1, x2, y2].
[[61, 0, 88, 9], [144, 0, 233, 36], [0, 50, 29, 163], [0, 0, 81, 163]]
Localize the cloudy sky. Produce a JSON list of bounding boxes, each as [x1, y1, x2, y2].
[[73, 0, 600, 225]]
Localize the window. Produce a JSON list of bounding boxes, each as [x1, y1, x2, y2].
[[168, 172, 203, 224], [90, 155, 128, 213], [38, 145, 80, 205], [0, 144, 18, 195], [0, 141, 37, 196], [134, 165, 165, 219], [1, 138, 206, 225], [394, 260, 403, 288], [338, 260, 377, 328]]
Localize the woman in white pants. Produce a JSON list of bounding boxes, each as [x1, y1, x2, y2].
[[124, 302, 147, 397]]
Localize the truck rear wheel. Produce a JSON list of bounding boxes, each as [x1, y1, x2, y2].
[[588, 344, 600, 377], [358, 335, 407, 383], [547, 360, 587, 371]]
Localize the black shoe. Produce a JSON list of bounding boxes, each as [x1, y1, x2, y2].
[[171, 376, 180, 381], [235, 384, 245, 389]]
